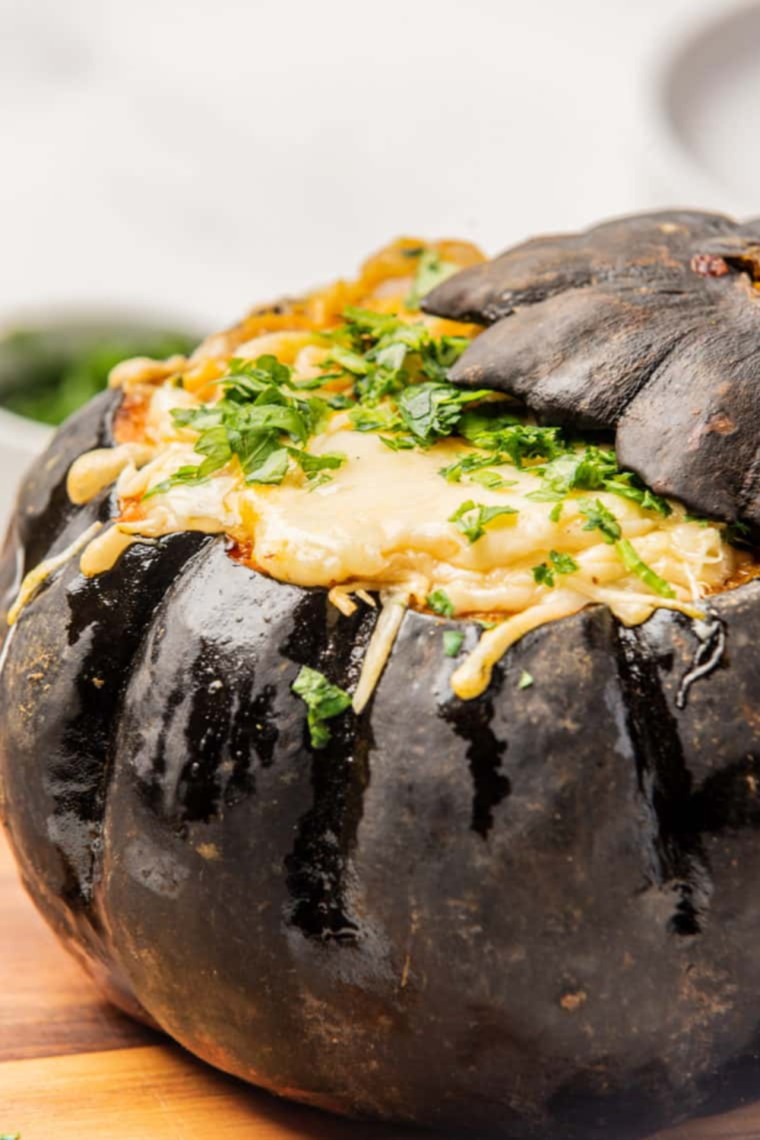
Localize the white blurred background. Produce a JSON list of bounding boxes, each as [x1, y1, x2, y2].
[[0, 0, 757, 526], [2, 0, 756, 331]]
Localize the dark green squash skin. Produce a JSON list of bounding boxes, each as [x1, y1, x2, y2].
[[3, 392, 760, 1138]]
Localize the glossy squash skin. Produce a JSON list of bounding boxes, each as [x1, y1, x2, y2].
[[3, 391, 760, 1139]]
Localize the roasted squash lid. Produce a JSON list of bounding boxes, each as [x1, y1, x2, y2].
[[423, 210, 760, 528]]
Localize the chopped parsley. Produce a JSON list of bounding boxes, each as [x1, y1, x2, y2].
[[328, 344, 370, 376], [438, 451, 518, 489], [532, 563, 555, 588], [449, 500, 519, 543], [325, 307, 469, 405], [143, 354, 339, 498], [350, 404, 402, 433], [615, 538, 675, 598], [526, 445, 672, 516], [427, 588, 455, 617], [443, 630, 465, 657], [468, 469, 517, 491], [578, 498, 622, 544], [602, 474, 672, 516], [518, 670, 534, 690], [466, 421, 566, 469], [291, 666, 352, 749], [287, 448, 346, 479], [533, 549, 578, 588], [457, 404, 521, 440], [379, 433, 417, 451], [398, 382, 493, 443], [549, 549, 579, 575], [158, 306, 678, 571], [439, 451, 500, 483], [406, 249, 460, 309], [326, 392, 353, 409], [532, 549, 579, 588]]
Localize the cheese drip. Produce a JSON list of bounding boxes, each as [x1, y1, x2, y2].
[[64, 420, 738, 702]]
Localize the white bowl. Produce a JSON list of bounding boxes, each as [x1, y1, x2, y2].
[[0, 408, 52, 539]]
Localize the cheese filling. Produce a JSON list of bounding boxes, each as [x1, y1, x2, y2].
[[9, 238, 755, 706]]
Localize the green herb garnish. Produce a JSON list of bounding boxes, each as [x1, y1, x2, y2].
[[328, 344, 370, 376], [398, 382, 492, 443], [406, 249, 460, 310], [518, 670, 534, 690], [443, 630, 465, 657], [549, 549, 579, 575], [143, 354, 341, 498], [468, 469, 517, 491], [427, 589, 455, 617], [439, 452, 499, 483], [468, 422, 566, 469], [326, 308, 469, 405], [349, 404, 403, 433], [615, 538, 675, 598], [378, 433, 417, 451], [578, 498, 622, 544], [524, 444, 671, 515], [292, 666, 352, 749], [532, 549, 579, 588], [287, 448, 346, 478], [449, 500, 519, 543], [532, 563, 555, 588]]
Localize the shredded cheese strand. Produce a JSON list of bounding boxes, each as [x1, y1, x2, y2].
[[7, 522, 103, 625], [450, 593, 589, 700], [352, 589, 410, 714]]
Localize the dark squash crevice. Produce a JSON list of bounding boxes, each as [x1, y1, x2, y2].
[[283, 594, 378, 945], [66, 532, 214, 905], [440, 674, 510, 840], [614, 624, 713, 937]]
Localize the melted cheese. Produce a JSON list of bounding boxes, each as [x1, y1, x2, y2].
[[7, 522, 102, 624], [67, 443, 155, 505], [79, 525, 142, 578], [10, 237, 750, 705], [81, 414, 737, 702]]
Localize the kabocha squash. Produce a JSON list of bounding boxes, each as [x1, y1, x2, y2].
[[2, 218, 760, 1139]]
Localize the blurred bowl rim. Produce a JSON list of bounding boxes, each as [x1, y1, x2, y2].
[[645, 0, 759, 220], [0, 301, 203, 451], [0, 404, 53, 452], [0, 301, 204, 342]]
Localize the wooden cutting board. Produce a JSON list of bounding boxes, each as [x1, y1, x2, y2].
[[1, 830, 759, 1140]]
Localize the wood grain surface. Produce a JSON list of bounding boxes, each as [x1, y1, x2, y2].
[[2, 830, 760, 1140]]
